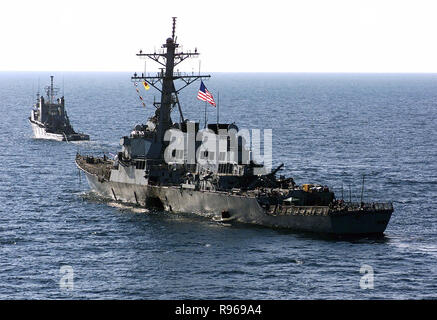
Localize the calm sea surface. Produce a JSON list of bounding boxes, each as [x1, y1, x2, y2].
[[0, 72, 436, 299]]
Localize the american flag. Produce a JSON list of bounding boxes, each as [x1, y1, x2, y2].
[[197, 81, 216, 107]]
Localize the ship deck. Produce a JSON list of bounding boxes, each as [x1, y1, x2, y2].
[[76, 154, 113, 181]]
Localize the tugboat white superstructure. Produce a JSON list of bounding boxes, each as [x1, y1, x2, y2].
[[76, 18, 393, 236], [29, 76, 89, 141]]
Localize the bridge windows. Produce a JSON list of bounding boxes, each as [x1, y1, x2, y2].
[[218, 163, 234, 174], [135, 160, 146, 170]]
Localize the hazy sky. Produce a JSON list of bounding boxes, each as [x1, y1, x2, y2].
[[1, 0, 436, 72]]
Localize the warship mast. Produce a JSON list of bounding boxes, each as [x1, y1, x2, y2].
[[131, 17, 211, 159]]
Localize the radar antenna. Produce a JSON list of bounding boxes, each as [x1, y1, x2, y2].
[[172, 17, 177, 40]]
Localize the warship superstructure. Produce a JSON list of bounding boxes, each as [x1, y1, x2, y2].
[[29, 76, 89, 141], [76, 18, 393, 235]]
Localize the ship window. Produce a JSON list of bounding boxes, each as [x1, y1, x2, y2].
[[218, 163, 234, 174], [135, 160, 145, 170]]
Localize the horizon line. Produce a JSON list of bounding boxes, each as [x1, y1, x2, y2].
[[2, 70, 437, 74]]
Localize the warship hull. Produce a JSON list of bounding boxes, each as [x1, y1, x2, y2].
[[79, 167, 392, 236]]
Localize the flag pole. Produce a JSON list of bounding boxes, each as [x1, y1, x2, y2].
[[217, 91, 219, 126], [204, 101, 207, 129]]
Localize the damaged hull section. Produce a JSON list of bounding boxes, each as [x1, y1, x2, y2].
[[79, 164, 392, 236]]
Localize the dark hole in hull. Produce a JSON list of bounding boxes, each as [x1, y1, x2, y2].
[[222, 210, 231, 219], [146, 197, 164, 210]]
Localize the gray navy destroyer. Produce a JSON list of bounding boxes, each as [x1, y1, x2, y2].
[[76, 18, 393, 236], [29, 76, 89, 141]]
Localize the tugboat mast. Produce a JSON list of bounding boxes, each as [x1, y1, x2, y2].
[[50, 76, 54, 103], [45, 75, 58, 104], [131, 17, 211, 156]]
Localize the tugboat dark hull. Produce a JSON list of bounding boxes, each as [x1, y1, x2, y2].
[[64, 133, 90, 141], [78, 165, 393, 236]]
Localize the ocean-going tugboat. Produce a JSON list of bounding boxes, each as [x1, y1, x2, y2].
[[76, 18, 393, 235], [29, 76, 89, 141]]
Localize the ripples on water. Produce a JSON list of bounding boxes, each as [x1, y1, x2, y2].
[[0, 72, 436, 299]]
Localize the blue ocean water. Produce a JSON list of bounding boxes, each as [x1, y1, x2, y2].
[[0, 72, 436, 299]]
